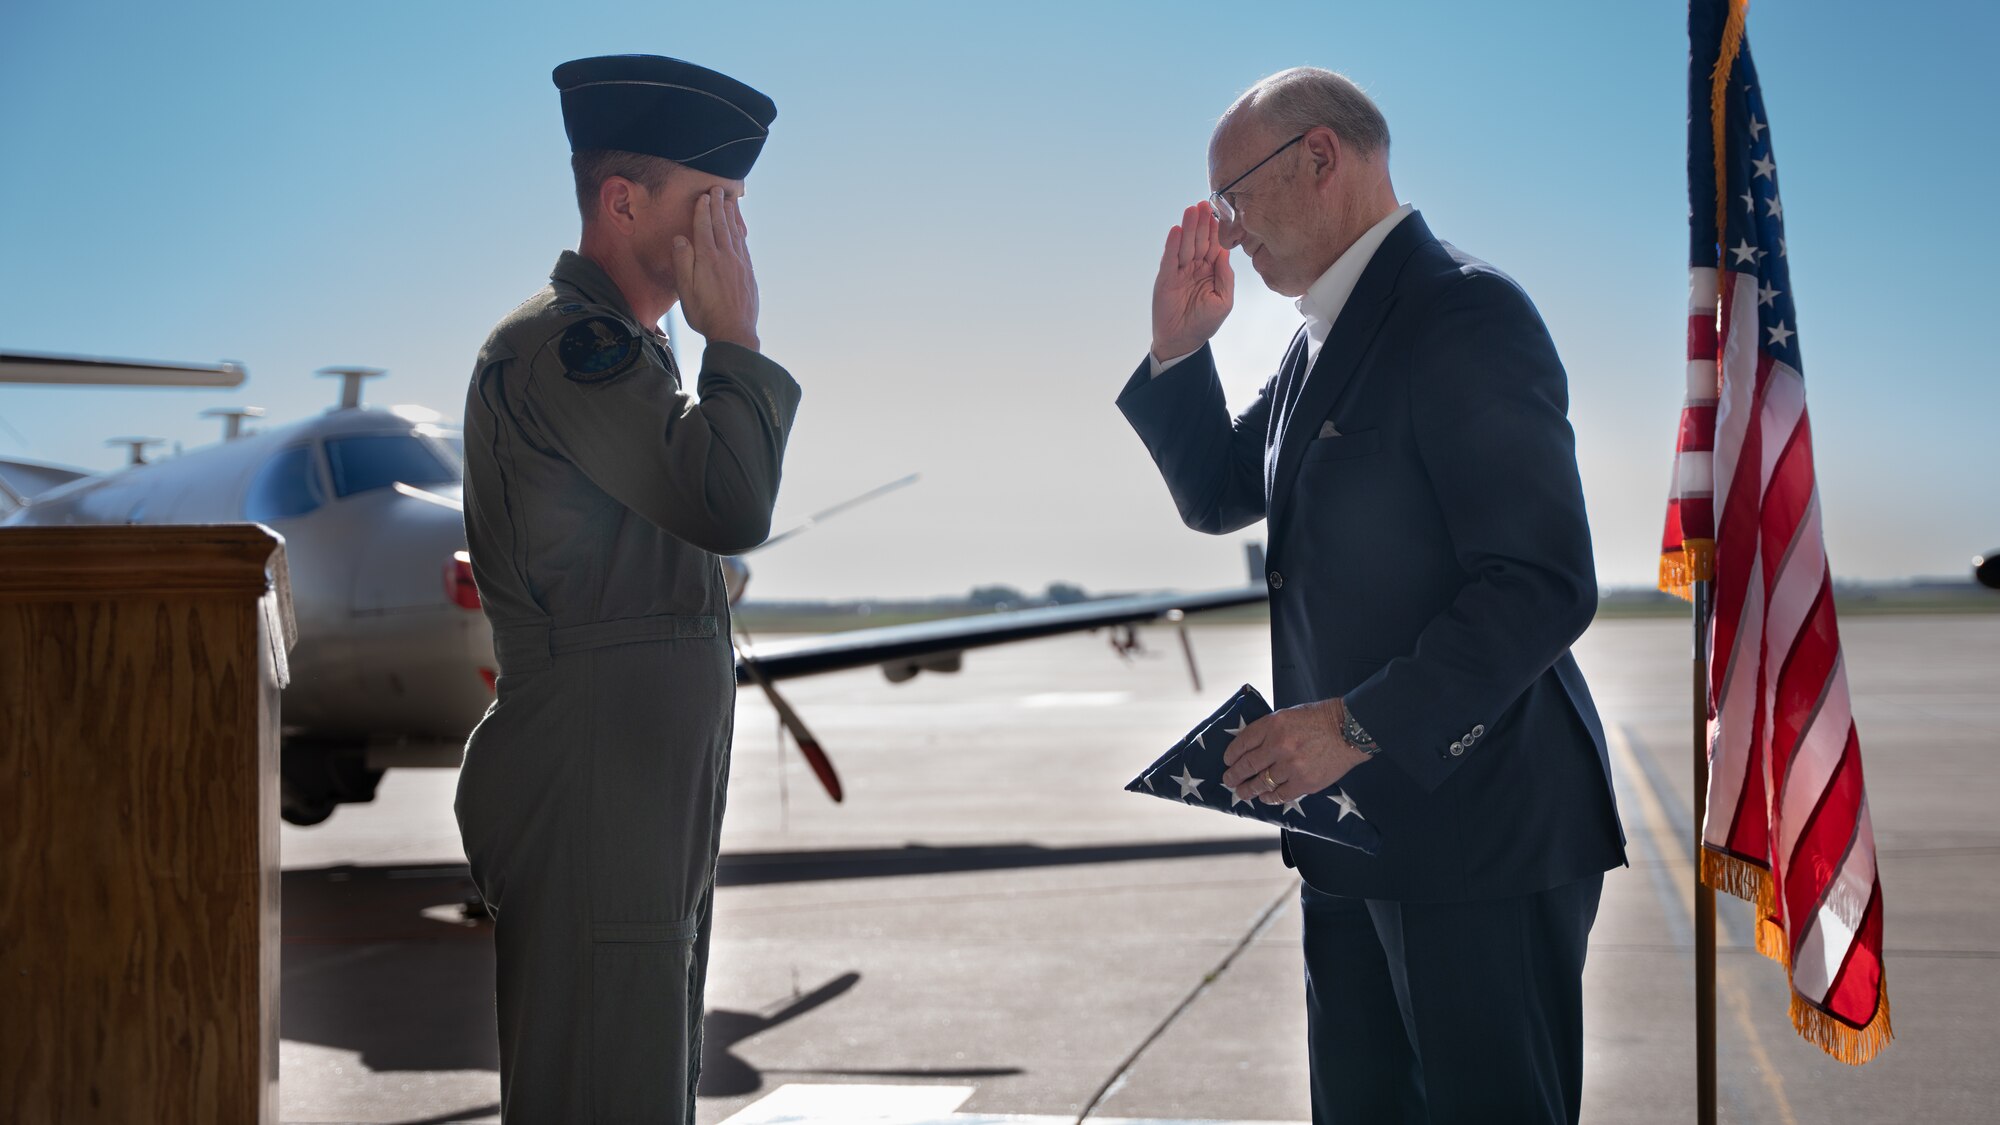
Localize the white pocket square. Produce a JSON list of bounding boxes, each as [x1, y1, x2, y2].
[[1318, 420, 1342, 439]]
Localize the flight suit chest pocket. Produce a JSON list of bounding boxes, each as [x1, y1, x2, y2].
[[1299, 427, 1381, 464]]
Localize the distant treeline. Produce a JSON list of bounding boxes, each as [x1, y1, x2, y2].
[[734, 578, 1999, 633]]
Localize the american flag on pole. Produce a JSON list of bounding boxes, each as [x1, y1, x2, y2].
[[1663, 0, 1892, 1063]]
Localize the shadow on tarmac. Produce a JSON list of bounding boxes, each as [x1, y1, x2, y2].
[[697, 971, 1023, 1096], [281, 835, 1261, 1090], [714, 835, 1280, 885]]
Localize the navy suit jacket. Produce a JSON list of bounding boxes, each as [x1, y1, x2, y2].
[[1118, 212, 1625, 903]]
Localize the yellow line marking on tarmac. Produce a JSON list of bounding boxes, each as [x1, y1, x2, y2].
[[1725, 967, 1801, 1125], [1604, 723, 1797, 1125]]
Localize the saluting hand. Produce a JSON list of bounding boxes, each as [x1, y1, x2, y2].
[[673, 188, 761, 352], [1150, 201, 1234, 363]]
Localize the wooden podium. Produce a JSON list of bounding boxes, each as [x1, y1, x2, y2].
[[0, 525, 295, 1125]]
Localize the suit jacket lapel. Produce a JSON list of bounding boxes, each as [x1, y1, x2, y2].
[[1261, 329, 1310, 508], [1266, 212, 1434, 560]]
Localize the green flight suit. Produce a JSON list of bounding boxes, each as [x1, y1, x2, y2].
[[456, 250, 799, 1123]]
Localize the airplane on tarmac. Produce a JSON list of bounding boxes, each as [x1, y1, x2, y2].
[[2, 353, 1267, 825]]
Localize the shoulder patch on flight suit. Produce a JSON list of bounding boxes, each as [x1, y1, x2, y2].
[[557, 316, 641, 384]]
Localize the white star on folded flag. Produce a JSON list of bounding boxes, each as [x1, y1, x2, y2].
[[1172, 766, 1205, 800], [1330, 789, 1363, 821], [1124, 685, 1381, 854]]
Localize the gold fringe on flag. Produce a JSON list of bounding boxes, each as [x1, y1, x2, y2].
[[1792, 980, 1895, 1067], [1658, 539, 1715, 602], [1704, 848, 1897, 1063], [1711, 0, 1750, 264], [1701, 847, 1785, 959], [1691, 0, 1897, 1071]]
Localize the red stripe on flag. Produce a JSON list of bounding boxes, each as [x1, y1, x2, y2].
[[1689, 313, 1719, 361], [1707, 359, 1769, 710], [1760, 410, 1818, 567], [1678, 405, 1718, 454], [1823, 877, 1888, 1030], [1768, 579, 1839, 780], [1779, 725, 1863, 951]]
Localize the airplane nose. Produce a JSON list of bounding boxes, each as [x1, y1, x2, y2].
[[348, 485, 471, 614]]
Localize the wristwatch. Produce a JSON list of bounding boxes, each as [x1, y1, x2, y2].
[[1339, 701, 1382, 756]]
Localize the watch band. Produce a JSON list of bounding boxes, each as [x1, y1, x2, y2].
[[1340, 704, 1381, 756]]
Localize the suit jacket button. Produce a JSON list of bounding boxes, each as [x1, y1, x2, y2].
[[1449, 741, 1465, 756], [1268, 570, 1284, 590], [1471, 724, 1486, 739]]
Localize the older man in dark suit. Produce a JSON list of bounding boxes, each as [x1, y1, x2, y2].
[[1117, 68, 1626, 1124]]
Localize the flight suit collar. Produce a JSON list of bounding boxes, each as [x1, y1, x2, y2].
[[550, 250, 653, 333]]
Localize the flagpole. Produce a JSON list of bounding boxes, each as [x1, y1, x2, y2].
[[1691, 578, 1717, 1125]]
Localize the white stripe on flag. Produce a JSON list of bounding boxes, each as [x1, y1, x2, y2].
[[1689, 266, 1720, 312], [1677, 452, 1715, 496], [1704, 548, 1764, 852], [1776, 656, 1853, 865], [1709, 271, 1761, 530], [1686, 359, 1718, 401], [1789, 798, 1877, 1003], [1763, 483, 1825, 666]]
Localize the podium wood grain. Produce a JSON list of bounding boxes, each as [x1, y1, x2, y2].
[[1, 525, 291, 1125]]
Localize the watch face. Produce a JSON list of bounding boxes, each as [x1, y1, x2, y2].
[[1341, 712, 1378, 753]]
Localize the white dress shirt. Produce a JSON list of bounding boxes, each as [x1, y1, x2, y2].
[[1151, 202, 1414, 378]]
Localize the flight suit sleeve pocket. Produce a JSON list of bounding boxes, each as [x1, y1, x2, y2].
[[1299, 428, 1382, 463], [592, 917, 699, 1117]]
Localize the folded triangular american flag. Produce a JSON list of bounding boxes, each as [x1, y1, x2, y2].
[[1125, 684, 1381, 854]]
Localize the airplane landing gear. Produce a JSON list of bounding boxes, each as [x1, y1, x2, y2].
[[280, 740, 386, 826]]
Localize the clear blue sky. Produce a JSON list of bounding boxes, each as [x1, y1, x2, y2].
[[2, 0, 1992, 599]]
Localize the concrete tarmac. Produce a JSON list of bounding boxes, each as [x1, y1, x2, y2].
[[277, 615, 2000, 1123]]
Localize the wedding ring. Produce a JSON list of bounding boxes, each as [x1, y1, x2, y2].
[[1261, 771, 1277, 792]]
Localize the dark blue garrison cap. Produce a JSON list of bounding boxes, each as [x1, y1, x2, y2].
[[553, 55, 776, 180]]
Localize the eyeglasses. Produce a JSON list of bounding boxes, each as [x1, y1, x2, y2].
[[1209, 133, 1306, 224]]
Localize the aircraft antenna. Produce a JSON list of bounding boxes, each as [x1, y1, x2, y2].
[[316, 366, 386, 411], [200, 406, 266, 441], [105, 437, 165, 466]]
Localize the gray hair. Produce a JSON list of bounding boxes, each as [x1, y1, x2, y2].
[[1224, 68, 1390, 155], [571, 148, 680, 220]]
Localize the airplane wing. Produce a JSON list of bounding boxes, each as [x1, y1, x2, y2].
[[0, 351, 245, 387], [736, 585, 1267, 683], [0, 455, 93, 514]]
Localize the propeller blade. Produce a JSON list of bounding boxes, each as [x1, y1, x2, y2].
[[737, 648, 844, 802], [752, 472, 918, 553]]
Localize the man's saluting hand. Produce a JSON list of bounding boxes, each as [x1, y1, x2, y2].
[[673, 187, 761, 352], [1151, 201, 1234, 363]]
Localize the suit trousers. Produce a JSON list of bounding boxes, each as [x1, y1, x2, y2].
[[1301, 874, 1602, 1125], [458, 630, 737, 1124]]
